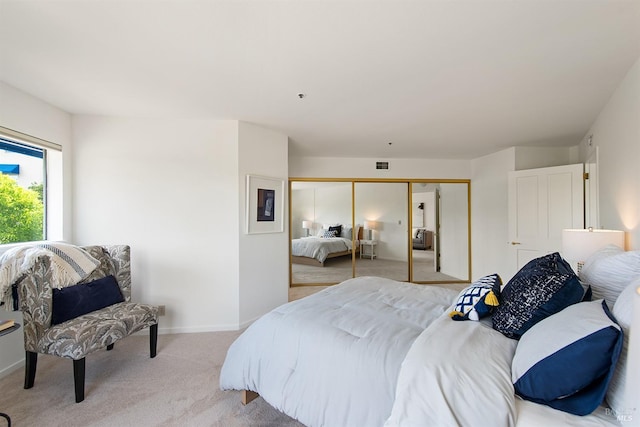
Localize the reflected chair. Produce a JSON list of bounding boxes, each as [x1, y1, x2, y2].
[[412, 229, 433, 250]]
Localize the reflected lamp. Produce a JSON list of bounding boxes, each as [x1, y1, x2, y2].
[[302, 220, 313, 237], [364, 220, 376, 240]]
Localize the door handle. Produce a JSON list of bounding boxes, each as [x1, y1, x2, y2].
[[510, 241, 521, 245]]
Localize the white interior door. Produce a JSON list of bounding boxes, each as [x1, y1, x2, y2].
[[507, 164, 584, 278]]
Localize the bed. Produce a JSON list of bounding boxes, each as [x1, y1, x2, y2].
[[220, 247, 639, 427], [291, 225, 362, 266]]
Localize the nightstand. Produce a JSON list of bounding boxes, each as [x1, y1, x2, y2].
[[359, 240, 378, 260]]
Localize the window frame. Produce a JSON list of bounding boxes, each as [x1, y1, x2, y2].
[[0, 126, 62, 245]]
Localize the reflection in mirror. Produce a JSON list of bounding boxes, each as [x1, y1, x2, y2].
[[355, 182, 408, 281], [290, 179, 471, 286], [290, 181, 354, 285], [411, 182, 470, 282]]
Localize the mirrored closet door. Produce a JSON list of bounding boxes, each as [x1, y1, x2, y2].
[[355, 182, 408, 282], [410, 182, 470, 283], [290, 180, 354, 285], [289, 179, 470, 286]]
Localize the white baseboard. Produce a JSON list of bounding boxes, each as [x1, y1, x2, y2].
[[0, 359, 24, 379]]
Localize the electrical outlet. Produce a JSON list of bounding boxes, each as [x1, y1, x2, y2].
[[158, 305, 166, 316]]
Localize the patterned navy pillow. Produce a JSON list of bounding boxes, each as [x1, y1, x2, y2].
[[492, 252, 584, 339], [328, 225, 342, 237], [450, 274, 502, 321]]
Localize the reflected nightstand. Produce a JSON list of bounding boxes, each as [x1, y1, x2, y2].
[[359, 240, 378, 260]]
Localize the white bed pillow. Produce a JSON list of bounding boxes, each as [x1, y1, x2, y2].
[[606, 279, 637, 413], [579, 245, 640, 308], [340, 226, 353, 239]]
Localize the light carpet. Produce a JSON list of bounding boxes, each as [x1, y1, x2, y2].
[[292, 250, 459, 284], [0, 331, 303, 427]]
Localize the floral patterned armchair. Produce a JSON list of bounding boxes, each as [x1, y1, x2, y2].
[[14, 245, 158, 403]]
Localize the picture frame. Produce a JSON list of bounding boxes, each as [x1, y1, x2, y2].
[[246, 175, 284, 234]]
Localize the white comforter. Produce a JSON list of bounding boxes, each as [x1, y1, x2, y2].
[[385, 316, 518, 427], [220, 276, 458, 427], [220, 277, 622, 427], [291, 236, 352, 263]]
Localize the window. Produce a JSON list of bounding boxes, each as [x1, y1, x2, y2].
[[0, 127, 62, 244]]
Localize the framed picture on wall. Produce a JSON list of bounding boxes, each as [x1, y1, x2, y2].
[[246, 175, 284, 234]]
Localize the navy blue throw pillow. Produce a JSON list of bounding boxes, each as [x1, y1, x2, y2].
[[492, 252, 584, 339], [328, 225, 342, 237], [51, 275, 124, 325]]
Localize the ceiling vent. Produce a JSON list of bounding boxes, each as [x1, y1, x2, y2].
[[376, 161, 389, 170]]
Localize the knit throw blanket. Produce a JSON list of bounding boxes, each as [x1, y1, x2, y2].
[[0, 242, 100, 309]]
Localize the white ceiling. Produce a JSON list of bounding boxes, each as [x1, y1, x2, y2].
[[1, 1, 639, 159]]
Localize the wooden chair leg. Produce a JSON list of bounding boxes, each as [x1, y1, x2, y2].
[[24, 351, 37, 389], [150, 323, 158, 358], [73, 358, 86, 403], [106, 344, 114, 351]]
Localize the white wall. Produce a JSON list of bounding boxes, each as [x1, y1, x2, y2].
[[0, 82, 72, 376], [314, 183, 352, 234], [470, 146, 580, 282], [514, 146, 580, 171], [72, 116, 243, 331], [291, 188, 314, 239], [355, 182, 408, 261], [580, 55, 640, 250], [291, 183, 353, 239], [237, 121, 289, 326], [439, 183, 469, 279], [72, 119, 289, 331], [580, 54, 640, 424], [471, 148, 516, 281], [289, 156, 471, 179]]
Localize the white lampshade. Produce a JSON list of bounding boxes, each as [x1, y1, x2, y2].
[[561, 228, 624, 265], [364, 221, 376, 240], [302, 220, 313, 229]]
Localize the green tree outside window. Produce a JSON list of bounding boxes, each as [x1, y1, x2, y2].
[[0, 173, 44, 243]]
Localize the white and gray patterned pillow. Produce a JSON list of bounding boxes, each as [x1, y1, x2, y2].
[[322, 230, 337, 238]]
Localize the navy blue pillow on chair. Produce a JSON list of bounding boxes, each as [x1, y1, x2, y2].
[[51, 275, 124, 325]]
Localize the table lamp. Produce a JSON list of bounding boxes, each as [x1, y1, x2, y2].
[[302, 220, 313, 237], [561, 228, 624, 273]]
